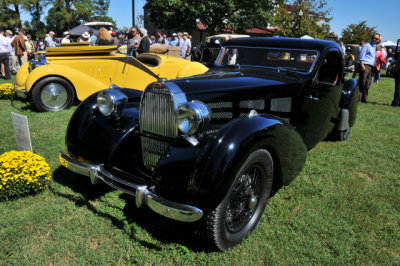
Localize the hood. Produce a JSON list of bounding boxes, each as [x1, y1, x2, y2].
[[170, 67, 310, 102]]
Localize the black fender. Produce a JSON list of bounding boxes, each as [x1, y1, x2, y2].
[[66, 88, 142, 165], [187, 114, 307, 212], [337, 78, 358, 130]]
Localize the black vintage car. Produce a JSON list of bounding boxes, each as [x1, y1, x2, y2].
[[59, 38, 358, 251]]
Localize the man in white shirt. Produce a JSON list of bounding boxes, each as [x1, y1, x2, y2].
[[44, 31, 56, 47], [0, 30, 12, 80], [61, 31, 71, 44]]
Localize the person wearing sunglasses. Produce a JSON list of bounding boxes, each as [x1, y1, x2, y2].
[[358, 33, 381, 103]]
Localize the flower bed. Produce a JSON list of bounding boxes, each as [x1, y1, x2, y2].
[[0, 150, 52, 201], [0, 83, 15, 99]]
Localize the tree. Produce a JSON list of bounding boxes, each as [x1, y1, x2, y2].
[[22, 0, 52, 37], [275, 0, 332, 39], [340, 21, 376, 44], [0, 0, 24, 30], [45, 0, 115, 35], [146, 0, 283, 34]]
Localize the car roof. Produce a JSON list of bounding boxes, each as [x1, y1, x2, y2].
[[225, 37, 340, 51]]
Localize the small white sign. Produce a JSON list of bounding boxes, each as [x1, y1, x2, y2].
[[11, 112, 32, 152]]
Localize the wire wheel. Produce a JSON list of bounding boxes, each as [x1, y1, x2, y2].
[[202, 149, 273, 251], [226, 166, 262, 233]]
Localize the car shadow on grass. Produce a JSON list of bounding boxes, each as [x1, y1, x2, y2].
[[10, 97, 38, 112], [51, 166, 209, 252]]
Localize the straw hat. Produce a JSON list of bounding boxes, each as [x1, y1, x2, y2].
[[82, 32, 90, 38]]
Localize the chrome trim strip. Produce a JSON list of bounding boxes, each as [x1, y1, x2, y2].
[[59, 151, 203, 222], [164, 82, 188, 109]]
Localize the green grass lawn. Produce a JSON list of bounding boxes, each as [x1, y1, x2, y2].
[[0, 73, 399, 264]]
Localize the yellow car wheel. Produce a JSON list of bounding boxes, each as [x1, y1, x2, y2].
[[31, 77, 76, 112]]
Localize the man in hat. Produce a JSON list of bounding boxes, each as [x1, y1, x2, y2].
[[62, 31, 71, 44], [137, 28, 150, 54], [0, 29, 12, 80], [178, 32, 185, 58], [5, 30, 15, 74], [81, 32, 90, 42], [44, 31, 56, 47], [182, 32, 191, 60], [169, 33, 178, 46]]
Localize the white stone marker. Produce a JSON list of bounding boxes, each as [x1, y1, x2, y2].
[[11, 112, 33, 152]]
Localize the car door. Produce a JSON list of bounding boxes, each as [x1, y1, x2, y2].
[[296, 50, 343, 149]]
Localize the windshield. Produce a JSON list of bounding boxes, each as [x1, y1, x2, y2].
[[216, 46, 319, 73]]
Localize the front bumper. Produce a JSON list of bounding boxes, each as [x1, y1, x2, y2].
[[14, 84, 27, 99], [59, 151, 203, 222]]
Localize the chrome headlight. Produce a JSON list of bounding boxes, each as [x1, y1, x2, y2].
[[97, 88, 128, 117], [177, 101, 211, 135]]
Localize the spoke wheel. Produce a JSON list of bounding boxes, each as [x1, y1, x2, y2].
[[32, 77, 75, 112], [202, 149, 273, 251], [226, 166, 262, 233]]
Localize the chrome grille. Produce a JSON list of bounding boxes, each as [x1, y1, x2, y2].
[[139, 84, 182, 170], [140, 136, 169, 169], [139, 85, 178, 138]]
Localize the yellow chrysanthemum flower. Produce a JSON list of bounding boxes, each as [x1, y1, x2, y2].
[[0, 150, 51, 200]]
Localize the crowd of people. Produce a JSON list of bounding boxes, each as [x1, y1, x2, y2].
[[348, 33, 400, 106], [0, 26, 194, 81], [116, 27, 192, 60]]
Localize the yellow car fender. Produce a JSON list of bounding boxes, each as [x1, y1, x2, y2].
[[26, 64, 109, 101]]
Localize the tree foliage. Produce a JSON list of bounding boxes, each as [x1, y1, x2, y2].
[[22, 0, 52, 37], [45, 0, 115, 35], [146, 0, 283, 34], [275, 0, 332, 39], [0, 0, 115, 38], [340, 21, 376, 44], [0, 0, 24, 29]]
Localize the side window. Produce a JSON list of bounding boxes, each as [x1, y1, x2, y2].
[[318, 52, 341, 86]]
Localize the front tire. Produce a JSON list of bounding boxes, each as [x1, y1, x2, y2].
[[202, 149, 274, 251], [31, 77, 75, 112]]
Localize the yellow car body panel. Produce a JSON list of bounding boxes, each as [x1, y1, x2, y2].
[[15, 45, 208, 103]]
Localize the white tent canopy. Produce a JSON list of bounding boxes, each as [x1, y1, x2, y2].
[[300, 35, 313, 39], [381, 40, 396, 47]]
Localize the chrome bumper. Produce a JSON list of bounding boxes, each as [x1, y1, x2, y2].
[[14, 84, 27, 99], [59, 151, 203, 222]]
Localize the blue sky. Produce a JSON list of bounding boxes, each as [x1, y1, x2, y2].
[[108, 0, 398, 42]]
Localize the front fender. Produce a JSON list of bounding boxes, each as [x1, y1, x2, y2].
[[25, 64, 109, 101], [15, 62, 30, 92], [187, 114, 307, 211], [66, 89, 142, 165]]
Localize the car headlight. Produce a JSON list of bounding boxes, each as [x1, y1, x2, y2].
[[97, 88, 128, 117], [177, 101, 211, 135]]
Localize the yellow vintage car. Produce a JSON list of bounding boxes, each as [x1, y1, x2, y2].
[[15, 44, 208, 112]]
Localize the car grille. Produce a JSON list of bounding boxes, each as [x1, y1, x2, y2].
[[139, 85, 178, 170]]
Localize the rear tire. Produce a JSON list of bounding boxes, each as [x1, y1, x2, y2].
[[31, 77, 75, 112], [202, 149, 273, 251]]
